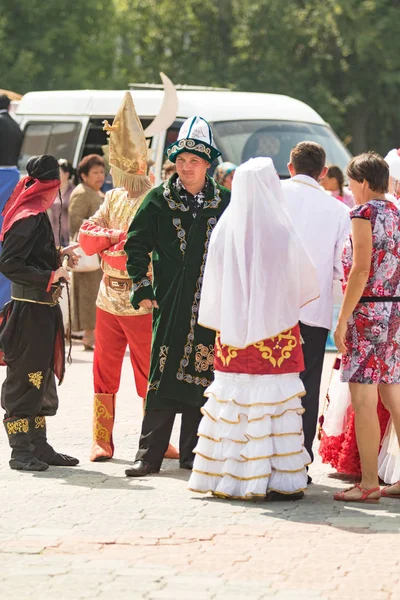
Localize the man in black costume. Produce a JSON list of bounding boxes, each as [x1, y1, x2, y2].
[[0, 155, 79, 471]]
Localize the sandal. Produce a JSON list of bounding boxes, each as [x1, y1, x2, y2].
[[381, 481, 400, 499], [334, 483, 380, 503]]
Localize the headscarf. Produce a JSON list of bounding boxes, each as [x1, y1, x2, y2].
[[1, 154, 60, 240], [198, 157, 319, 348], [214, 162, 237, 186]]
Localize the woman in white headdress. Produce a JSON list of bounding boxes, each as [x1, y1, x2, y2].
[[188, 157, 319, 500]]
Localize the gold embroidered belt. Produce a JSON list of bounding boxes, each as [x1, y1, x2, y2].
[[11, 283, 62, 306], [103, 274, 132, 292]]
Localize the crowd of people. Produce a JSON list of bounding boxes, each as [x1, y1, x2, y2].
[[0, 90, 400, 503]]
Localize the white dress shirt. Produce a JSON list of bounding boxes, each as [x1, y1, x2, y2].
[[282, 174, 350, 330]]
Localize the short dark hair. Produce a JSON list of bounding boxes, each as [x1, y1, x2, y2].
[[0, 94, 11, 110], [78, 154, 104, 180], [290, 141, 326, 179], [326, 165, 344, 195], [347, 152, 388, 194]]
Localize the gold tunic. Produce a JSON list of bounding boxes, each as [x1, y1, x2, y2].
[[84, 188, 151, 317]]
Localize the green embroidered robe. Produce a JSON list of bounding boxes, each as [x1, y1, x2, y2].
[[125, 174, 230, 410]]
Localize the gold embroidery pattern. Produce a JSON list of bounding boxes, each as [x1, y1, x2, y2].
[[94, 397, 113, 421], [172, 218, 187, 255], [34, 416, 46, 429], [176, 217, 217, 386], [132, 277, 151, 292], [254, 330, 297, 367], [6, 418, 29, 435], [148, 380, 160, 392], [28, 371, 43, 390], [159, 346, 169, 373], [195, 344, 214, 373], [215, 336, 238, 367], [93, 397, 113, 443]]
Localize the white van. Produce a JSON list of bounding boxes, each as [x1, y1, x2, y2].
[[15, 86, 351, 183]]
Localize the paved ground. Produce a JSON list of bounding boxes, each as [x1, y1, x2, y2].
[[1, 345, 400, 600]]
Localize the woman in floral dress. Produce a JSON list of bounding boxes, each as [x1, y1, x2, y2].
[[334, 152, 400, 502]]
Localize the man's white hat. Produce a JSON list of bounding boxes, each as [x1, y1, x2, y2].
[[385, 149, 400, 181]]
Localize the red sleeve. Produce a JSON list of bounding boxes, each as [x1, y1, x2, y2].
[[78, 222, 125, 256], [100, 233, 128, 271], [350, 203, 372, 221], [46, 271, 55, 292]]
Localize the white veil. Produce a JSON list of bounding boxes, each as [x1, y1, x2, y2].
[[199, 157, 319, 348]]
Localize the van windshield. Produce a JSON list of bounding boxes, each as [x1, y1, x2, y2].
[[212, 120, 351, 178]]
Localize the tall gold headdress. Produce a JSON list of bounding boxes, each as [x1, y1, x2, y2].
[[103, 91, 152, 193]]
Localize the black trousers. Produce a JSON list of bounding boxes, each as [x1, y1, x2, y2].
[[299, 322, 329, 463], [135, 406, 202, 470], [0, 302, 59, 419]]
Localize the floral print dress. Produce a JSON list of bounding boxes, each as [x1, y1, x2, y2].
[[341, 199, 400, 384]]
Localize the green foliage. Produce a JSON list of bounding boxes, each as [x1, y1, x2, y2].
[[1, 0, 400, 154]]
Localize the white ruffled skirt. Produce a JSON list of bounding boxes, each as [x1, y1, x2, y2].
[[378, 420, 400, 484], [188, 371, 310, 499]]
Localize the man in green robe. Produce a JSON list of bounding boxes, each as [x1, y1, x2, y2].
[[125, 116, 230, 476]]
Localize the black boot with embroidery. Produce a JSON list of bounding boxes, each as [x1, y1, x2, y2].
[[30, 417, 79, 466], [4, 417, 48, 471]]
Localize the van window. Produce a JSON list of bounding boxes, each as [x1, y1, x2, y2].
[[163, 120, 184, 155], [212, 120, 351, 178], [19, 122, 81, 171]]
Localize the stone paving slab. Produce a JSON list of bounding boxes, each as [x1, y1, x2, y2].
[[1, 346, 400, 600]]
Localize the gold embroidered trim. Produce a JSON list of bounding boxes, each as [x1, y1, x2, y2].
[[267, 487, 306, 495], [163, 180, 189, 211], [205, 390, 306, 408], [159, 346, 169, 373], [28, 371, 43, 390], [132, 277, 151, 293], [34, 416, 46, 429], [11, 296, 58, 306], [172, 218, 187, 255], [195, 451, 274, 462], [197, 431, 302, 444], [195, 344, 214, 373], [254, 330, 297, 368], [192, 469, 271, 481], [215, 336, 237, 367], [176, 217, 217, 387], [188, 487, 266, 500], [201, 405, 305, 423], [148, 380, 160, 392], [93, 396, 113, 443], [272, 466, 307, 473], [6, 418, 29, 435]]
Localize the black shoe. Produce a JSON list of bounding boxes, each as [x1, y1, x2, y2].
[[179, 460, 194, 470], [30, 417, 79, 467], [266, 490, 305, 501], [125, 460, 160, 477], [10, 456, 48, 471], [307, 475, 313, 485], [4, 417, 49, 472]]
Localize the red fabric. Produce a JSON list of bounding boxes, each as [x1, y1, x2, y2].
[[0, 177, 60, 240], [79, 224, 127, 271], [214, 324, 304, 375], [93, 308, 152, 398], [46, 271, 55, 292], [319, 397, 390, 476]]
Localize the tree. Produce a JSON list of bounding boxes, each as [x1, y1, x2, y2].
[[0, 0, 117, 93]]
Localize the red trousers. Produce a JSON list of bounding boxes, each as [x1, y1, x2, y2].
[[93, 308, 152, 398]]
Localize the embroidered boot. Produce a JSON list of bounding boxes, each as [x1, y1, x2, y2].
[[4, 417, 48, 471], [90, 393, 115, 461], [30, 417, 79, 466]]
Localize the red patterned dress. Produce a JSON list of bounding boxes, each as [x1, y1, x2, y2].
[[188, 324, 310, 499]]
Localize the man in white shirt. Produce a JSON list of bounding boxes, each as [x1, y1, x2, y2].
[[282, 142, 350, 478]]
